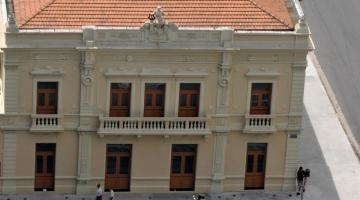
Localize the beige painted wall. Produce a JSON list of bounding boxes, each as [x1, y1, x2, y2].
[[15, 131, 78, 193], [90, 135, 214, 192], [224, 132, 287, 191], [4, 49, 297, 117], [4, 50, 81, 114]]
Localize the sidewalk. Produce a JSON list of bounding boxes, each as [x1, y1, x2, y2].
[[300, 53, 360, 200], [1, 54, 359, 200]]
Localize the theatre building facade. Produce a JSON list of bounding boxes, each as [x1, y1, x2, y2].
[[0, 0, 312, 194]]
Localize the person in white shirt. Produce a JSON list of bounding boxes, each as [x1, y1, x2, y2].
[[96, 184, 103, 200], [110, 189, 114, 200]]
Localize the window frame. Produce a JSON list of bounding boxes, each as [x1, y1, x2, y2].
[[109, 82, 132, 117], [246, 80, 276, 115], [33, 78, 62, 114], [106, 80, 136, 117], [140, 80, 170, 117], [175, 80, 205, 117]]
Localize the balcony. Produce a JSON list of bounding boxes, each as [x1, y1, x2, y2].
[[98, 116, 211, 136], [243, 115, 276, 133], [30, 114, 64, 132]]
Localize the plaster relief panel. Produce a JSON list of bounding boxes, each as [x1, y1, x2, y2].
[[233, 53, 293, 64], [95, 30, 141, 42], [31, 53, 80, 61]]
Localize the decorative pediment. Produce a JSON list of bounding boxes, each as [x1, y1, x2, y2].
[[141, 6, 178, 42]]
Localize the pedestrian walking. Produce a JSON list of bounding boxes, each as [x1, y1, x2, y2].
[[296, 166, 305, 195], [109, 189, 114, 200], [96, 183, 103, 200]]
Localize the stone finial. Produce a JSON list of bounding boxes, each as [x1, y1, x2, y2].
[[151, 6, 166, 26], [295, 16, 309, 34], [142, 6, 178, 42]]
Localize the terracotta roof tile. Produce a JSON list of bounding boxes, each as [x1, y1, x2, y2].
[[13, 0, 294, 31]]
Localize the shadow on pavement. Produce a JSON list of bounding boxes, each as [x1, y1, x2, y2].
[[299, 109, 340, 200]]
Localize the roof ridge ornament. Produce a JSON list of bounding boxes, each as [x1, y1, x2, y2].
[[141, 6, 178, 42]]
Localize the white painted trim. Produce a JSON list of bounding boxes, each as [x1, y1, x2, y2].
[[32, 77, 63, 114], [245, 72, 280, 77], [140, 80, 170, 117], [174, 80, 205, 117], [291, 0, 305, 19], [245, 79, 277, 115], [105, 79, 136, 117]]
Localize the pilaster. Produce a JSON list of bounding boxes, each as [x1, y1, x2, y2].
[[76, 132, 93, 194], [282, 132, 299, 191], [284, 57, 306, 191], [2, 132, 17, 194], [210, 133, 227, 192], [80, 26, 96, 115], [216, 28, 233, 114], [289, 61, 306, 115], [211, 29, 233, 192], [77, 26, 96, 194], [4, 65, 18, 113]]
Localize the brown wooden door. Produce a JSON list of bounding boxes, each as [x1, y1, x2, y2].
[[170, 144, 196, 191], [245, 144, 267, 189], [105, 144, 131, 191], [178, 83, 200, 117], [110, 83, 131, 117], [144, 83, 165, 117], [250, 83, 272, 115], [35, 144, 55, 191], [37, 82, 58, 114]]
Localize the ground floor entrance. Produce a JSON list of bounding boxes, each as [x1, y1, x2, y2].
[[170, 144, 197, 191], [105, 144, 132, 191], [245, 143, 267, 189], [35, 143, 56, 191]]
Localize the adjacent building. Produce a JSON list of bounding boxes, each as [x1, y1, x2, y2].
[[0, 0, 312, 194]]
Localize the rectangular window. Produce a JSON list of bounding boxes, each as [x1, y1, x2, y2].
[[144, 83, 166, 117], [250, 83, 272, 115], [178, 83, 200, 117], [171, 156, 181, 174], [36, 156, 43, 174], [46, 155, 55, 174], [106, 156, 117, 174], [145, 94, 152, 106], [36, 82, 58, 114], [110, 83, 131, 117], [256, 154, 265, 172], [120, 156, 130, 174], [246, 154, 254, 173], [184, 156, 195, 173]]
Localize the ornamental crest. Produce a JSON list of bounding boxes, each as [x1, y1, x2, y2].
[[141, 6, 178, 42]]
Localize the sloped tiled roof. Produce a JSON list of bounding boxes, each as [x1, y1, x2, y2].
[[12, 0, 294, 31]]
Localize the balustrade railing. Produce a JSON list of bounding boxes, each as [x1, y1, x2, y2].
[[30, 114, 64, 132], [98, 116, 210, 135], [244, 115, 276, 133]]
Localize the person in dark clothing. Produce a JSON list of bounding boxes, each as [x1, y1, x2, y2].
[[296, 166, 305, 195]]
